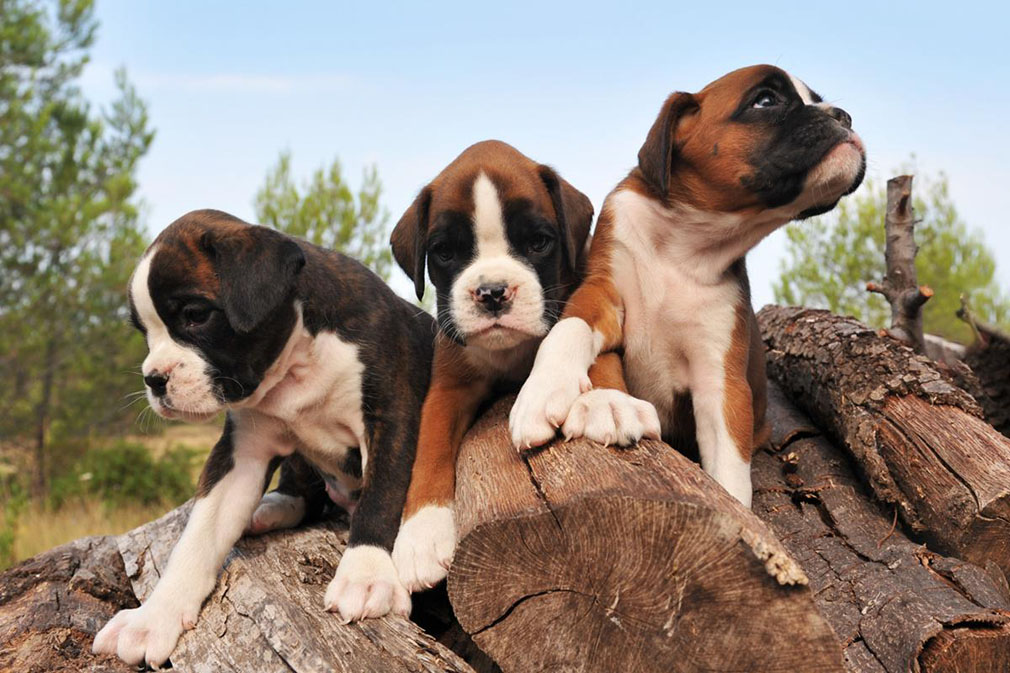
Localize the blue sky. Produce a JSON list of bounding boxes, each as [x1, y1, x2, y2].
[[81, 0, 1010, 308]]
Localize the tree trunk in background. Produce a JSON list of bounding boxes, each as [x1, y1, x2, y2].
[[448, 398, 845, 673], [32, 333, 57, 497], [759, 305, 1010, 579], [866, 175, 933, 353], [753, 383, 1010, 672]]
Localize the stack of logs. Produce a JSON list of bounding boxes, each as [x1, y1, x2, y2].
[[4, 303, 1010, 672]]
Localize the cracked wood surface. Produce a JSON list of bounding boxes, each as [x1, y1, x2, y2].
[[759, 306, 1010, 578], [0, 504, 478, 673], [753, 383, 1010, 673], [448, 397, 845, 673]]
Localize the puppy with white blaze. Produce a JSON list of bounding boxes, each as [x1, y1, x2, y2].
[[388, 140, 659, 594], [92, 210, 435, 668], [511, 65, 866, 508]]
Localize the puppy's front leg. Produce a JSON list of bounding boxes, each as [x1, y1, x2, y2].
[[392, 375, 486, 594], [324, 400, 425, 620], [93, 416, 278, 667]]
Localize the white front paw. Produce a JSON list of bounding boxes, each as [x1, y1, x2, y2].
[[562, 389, 662, 447], [510, 366, 591, 450], [325, 545, 411, 621], [247, 491, 306, 535], [92, 596, 199, 667], [392, 505, 456, 592]]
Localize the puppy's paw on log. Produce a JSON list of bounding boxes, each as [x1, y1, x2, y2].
[[562, 389, 662, 447], [325, 546, 411, 621], [246, 491, 306, 535], [392, 504, 456, 592], [92, 596, 199, 668], [510, 368, 591, 450]]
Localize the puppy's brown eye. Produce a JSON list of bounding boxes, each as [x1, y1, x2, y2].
[[430, 243, 453, 264], [753, 92, 778, 109], [528, 234, 553, 254], [182, 305, 212, 327]]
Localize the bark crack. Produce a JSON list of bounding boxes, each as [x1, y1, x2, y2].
[[521, 453, 563, 533]]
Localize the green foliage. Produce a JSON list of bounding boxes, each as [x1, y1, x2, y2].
[[254, 151, 394, 281], [0, 479, 27, 568], [0, 0, 154, 492], [49, 442, 196, 508], [774, 171, 1010, 344]]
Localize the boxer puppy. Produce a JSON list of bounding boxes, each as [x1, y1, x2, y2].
[[93, 210, 434, 668], [510, 65, 866, 507], [388, 140, 656, 592]]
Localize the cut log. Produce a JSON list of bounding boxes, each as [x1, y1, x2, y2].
[[448, 397, 845, 673], [753, 383, 1010, 673], [758, 305, 1010, 578], [0, 505, 480, 673]]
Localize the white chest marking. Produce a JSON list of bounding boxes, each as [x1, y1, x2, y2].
[[239, 321, 368, 477], [606, 190, 742, 426]]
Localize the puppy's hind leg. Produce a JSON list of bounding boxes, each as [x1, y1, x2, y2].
[[248, 455, 316, 535]]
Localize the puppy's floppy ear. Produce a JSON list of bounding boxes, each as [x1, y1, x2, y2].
[[202, 226, 305, 333], [538, 166, 594, 273], [390, 186, 432, 300], [637, 92, 699, 194]]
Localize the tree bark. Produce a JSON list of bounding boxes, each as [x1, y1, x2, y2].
[[0, 506, 481, 673], [753, 383, 1010, 673], [448, 397, 845, 673], [758, 305, 1010, 578], [32, 333, 57, 497], [866, 175, 932, 353], [959, 304, 1010, 438]]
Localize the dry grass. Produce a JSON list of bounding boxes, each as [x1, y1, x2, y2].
[[126, 420, 223, 458], [10, 497, 173, 563], [1, 420, 223, 568]]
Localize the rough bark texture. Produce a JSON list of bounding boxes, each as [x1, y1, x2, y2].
[[759, 305, 1010, 578], [0, 505, 480, 673], [866, 175, 932, 353], [962, 322, 1010, 438], [753, 383, 1010, 673], [0, 534, 138, 673], [448, 397, 844, 673]]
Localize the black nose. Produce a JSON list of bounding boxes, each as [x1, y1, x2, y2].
[[829, 106, 852, 130], [144, 373, 169, 397], [473, 283, 511, 314]]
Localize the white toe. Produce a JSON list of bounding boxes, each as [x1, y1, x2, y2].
[[325, 545, 410, 621], [562, 389, 661, 448], [392, 505, 456, 592]]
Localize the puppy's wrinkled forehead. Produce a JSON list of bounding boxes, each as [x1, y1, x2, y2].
[[427, 140, 555, 222], [697, 64, 821, 115]]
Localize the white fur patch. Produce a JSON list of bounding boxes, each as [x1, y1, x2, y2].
[[240, 324, 368, 477], [561, 388, 661, 447], [449, 173, 548, 345], [392, 505, 456, 592], [509, 317, 597, 449], [247, 491, 306, 535], [789, 74, 815, 105], [325, 545, 411, 621], [606, 189, 756, 505], [131, 248, 221, 421]]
